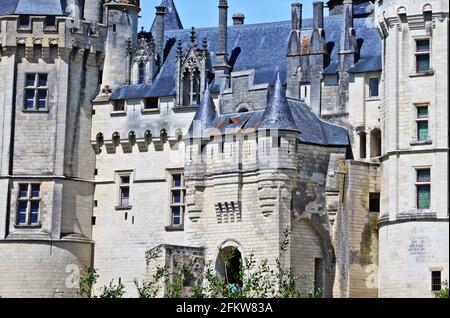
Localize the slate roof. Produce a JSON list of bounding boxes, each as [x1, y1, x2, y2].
[[196, 99, 348, 147], [0, 0, 66, 16], [110, 14, 381, 101]]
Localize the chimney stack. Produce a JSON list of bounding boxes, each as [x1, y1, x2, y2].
[[291, 3, 302, 31], [232, 13, 245, 25], [216, 0, 229, 68], [154, 5, 166, 64], [313, 2, 324, 29]]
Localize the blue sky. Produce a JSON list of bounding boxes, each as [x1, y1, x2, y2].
[[139, 0, 316, 30]]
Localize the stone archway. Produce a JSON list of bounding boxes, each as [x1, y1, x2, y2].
[[215, 246, 243, 287]]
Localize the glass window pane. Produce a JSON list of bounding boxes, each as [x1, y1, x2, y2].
[[417, 107, 428, 118], [417, 169, 431, 182], [417, 55, 430, 73], [369, 78, 379, 97], [416, 39, 430, 52], [26, 74, 36, 87], [417, 185, 431, 209], [121, 187, 130, 206], [30, 201, 40, 224], [19, 184, 28, 198], [31, 184, 40, 198], [172, 206, 181, 225], [172, 190, 181, 204], [173, 175, 182, 188], [38, 90, 47, 109], [18, 201, 27, 224], [38, 74, 48, 87], [25, 90, 35, 109], [139, 63, 145, 84], [417, 121, 429, 141]]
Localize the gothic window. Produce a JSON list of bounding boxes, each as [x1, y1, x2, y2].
[[169, 172, 185, 228], [24, 73, 48, 111], [416, 168, 431, 209], [16, 183, 41, 226], [138, 61, 146, 84], [415, 39, 431, 73], [182, 69, 201, 107]]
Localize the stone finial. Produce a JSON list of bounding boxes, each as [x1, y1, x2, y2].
[[219, 0, 228, 8], [190, 27, 197, 47], [176, 39, 183, 58]]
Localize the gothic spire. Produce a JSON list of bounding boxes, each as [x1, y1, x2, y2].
[[259, 74, 300, 133], [151, 0, 183, 33], [188, 88, 217, 139]]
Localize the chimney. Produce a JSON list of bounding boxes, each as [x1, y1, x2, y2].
[[313, 2, 324, 29], [291, 3, 302, 31], [232, 13, 245, 25], [215, 0, 229, 69], [154, 5, 166, 64]]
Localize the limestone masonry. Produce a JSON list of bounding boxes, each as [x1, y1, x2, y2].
[[0, 0, 448, 298]]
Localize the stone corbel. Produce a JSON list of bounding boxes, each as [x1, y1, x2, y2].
[[186, 184, 205, 222], [257, 181, 278, 217], [136, 138, 149, 152], [104, 140, 117, 154]]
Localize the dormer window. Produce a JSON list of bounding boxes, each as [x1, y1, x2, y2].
[[182, 69, 201, 107]]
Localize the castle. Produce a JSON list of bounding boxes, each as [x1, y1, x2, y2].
[[0, 0, 448, 298]]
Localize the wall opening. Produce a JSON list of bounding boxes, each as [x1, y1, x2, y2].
[[215, 246, 242, 287], [370, 129, 381, 158], [359, 132, 367, 159]]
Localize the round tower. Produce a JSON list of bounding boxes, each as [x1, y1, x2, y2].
[[102, 0, 140, 90], [376, 0, 449, 298]]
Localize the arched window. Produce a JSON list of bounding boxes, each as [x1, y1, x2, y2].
[[359, 132, 367, 159], [138, 61, 146, 84]]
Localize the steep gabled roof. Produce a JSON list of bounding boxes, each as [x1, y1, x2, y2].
[[151, 0, 183, 33]]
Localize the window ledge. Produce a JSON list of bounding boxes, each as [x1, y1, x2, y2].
[[410, 70, 434, 78], [14, 223, 42, 229], [365, 97, 380, 102], [115, 205, 132, 211], [410, 140, 433, 146], [165, 225, 184, 232], [141, 108, 160, 114], [110, 111, 127, 117]]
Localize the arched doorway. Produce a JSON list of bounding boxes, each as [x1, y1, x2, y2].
[[215, 246, 242, 286]]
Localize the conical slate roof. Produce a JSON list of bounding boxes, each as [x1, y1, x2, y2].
[[187, 88, 217, 139], [259, 75, 300, 133], [151, 0, 183, 33]]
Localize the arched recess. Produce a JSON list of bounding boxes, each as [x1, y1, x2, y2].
[[215, 240, 244, 287], [290, 216, 335, 298]]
